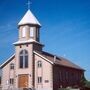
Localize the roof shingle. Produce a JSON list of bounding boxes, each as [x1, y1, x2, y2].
[[36, 51, 84, 71]]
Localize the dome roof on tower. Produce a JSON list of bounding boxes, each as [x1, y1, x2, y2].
[[18, 10, 41, 26]]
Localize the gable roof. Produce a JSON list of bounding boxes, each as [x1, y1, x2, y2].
[[33, 51, 53, 64], [0, 54, 15, 69], [34, 51, 84, 71], [18, 10, 41, 26], [0, 51, 84, 71]]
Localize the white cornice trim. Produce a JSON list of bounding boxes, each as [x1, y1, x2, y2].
[[33, 51, 53, 64], [13, 39, 44, 46]]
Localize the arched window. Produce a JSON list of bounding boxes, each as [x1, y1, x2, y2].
[[37, 61, 42, 68], [30, 27, 34, 37], [19, 50, 28, 68], [10, 63, 14, 69], [22, 27, 26, 37]]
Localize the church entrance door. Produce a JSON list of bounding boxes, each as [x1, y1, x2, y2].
[[18, 74, 28, 88]]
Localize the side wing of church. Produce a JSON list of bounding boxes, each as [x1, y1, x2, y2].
[[0, 9, 85, 90]]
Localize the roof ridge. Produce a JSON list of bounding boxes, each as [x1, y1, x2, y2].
[[41, 51, 84, 70], [42, 51, 61, 60]]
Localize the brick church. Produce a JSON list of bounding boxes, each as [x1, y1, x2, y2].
[[0, 9, 85, 90]]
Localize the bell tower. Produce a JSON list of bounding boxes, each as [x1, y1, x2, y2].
[[17, 0, 41, 43], [18, 9, 41, 42], [14, 9, 43, 51], [13, 9, 43, 89]]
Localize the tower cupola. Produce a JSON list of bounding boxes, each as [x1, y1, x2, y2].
[[14, 9, 44, 51], [18, 10, 41, 42], [18, 10, 41, 26]]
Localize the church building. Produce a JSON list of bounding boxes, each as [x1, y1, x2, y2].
[[0, 9, 85, 90]]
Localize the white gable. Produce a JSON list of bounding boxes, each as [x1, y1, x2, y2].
[[33, 51, 53, 64], [18, 10, 41, 26], [0, 54, 15, 68]]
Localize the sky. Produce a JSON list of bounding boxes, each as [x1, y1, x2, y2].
[[0, 0, 90, 80]]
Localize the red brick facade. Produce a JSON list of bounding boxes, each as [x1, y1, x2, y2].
[[53, 65, 84, 90]]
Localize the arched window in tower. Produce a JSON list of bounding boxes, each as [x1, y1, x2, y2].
[[36, 28, 39, 41], [30, 27, 34, 37], [19, 50, 28, 68], [22, 27, 26, 37], [36, 28, 39, 38]]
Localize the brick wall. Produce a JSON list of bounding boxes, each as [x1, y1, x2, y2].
[[53, 65, 83, 90]]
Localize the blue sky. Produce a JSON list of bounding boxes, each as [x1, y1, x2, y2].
[[0, 0, 90, 80]]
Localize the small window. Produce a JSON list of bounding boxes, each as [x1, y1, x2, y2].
[[59, 71, 62, 81], [30, 27, 34, 37], [37, 61, 42, 68], [10, 63, 14, 69], [20, 45, 22, 48], [38, 77, 42, 83], [10, 78, 14, 84], [22, 27, 26, 37], [66, 71, 69, 81], [45, 80, 49, 83], [0, 76, 1, 85]]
